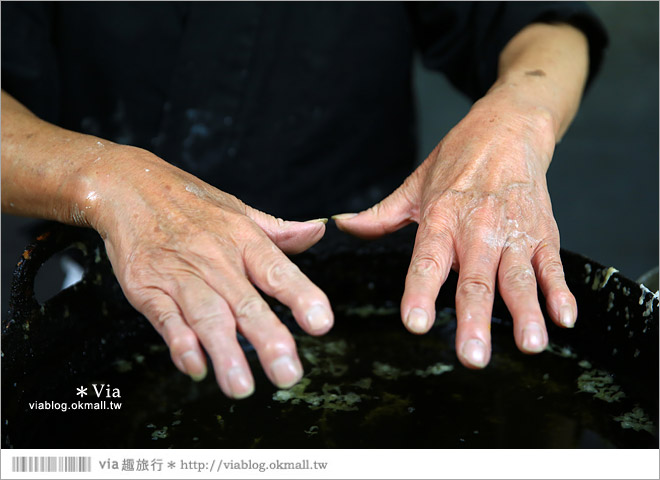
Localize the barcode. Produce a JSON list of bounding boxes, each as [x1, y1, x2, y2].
[[11, 456, 91, 473]]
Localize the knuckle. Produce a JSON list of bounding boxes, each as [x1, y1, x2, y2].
[[235, 295, 269, 324], [265, 261, 301, 291], [167, 332, 197, 356], [502, 265, 536, 290], [262, 335, 295, 357], [155, 310, 181, 330], [368, 201, 383, 217], [236, 212, 262, 231], [539, 259, 565, 280], [553, 291, 575, 306], [458, 275, 494, 299], [410, 255, 442, 277], [223, 207, 249, 225], [228, 215, 260, 242]]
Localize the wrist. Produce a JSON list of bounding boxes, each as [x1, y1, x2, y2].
[[470, 85, 558, 170], [493, 22, 588, 142], [72, 143, 158, 235], [480, 81, 558, 135]]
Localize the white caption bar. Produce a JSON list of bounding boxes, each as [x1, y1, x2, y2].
[[1, 449, 658, 479]]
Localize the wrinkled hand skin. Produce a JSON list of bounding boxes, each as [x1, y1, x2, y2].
[[0, 23, 587, 392], [335, 90, 578, 369], [82, 146, 334, 398]]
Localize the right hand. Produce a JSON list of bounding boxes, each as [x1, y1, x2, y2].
[[81, 144, 334, 399]]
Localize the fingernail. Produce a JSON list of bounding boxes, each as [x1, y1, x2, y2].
[[181, 351, 207, 382], [331, 213, 358, 220], [460, 339, 488, 368], [406, 308, 429, 334], [270, 355, 302, 389], [306, 304, 332, 332], [522, 324, 545, 352], [227, 366, 254, 399], [305, 218, 328, 224], [559, 305, 574, 328]]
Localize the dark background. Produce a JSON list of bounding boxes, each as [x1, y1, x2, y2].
[[2, 2, 658, 317]]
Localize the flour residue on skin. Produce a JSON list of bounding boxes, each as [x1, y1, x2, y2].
[[480, 218, 538, 253], [504, 221, 538, 252], [85, 191, 99, 210], [96, 141, 104, 147], [185, 183, 206, 199], [478, 229, 501, 251], [71, 203, 86, 225]]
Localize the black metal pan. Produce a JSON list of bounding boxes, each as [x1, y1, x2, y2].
[[2, 224, 657, 448]]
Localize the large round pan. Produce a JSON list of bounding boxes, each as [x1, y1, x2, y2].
[[2, 224, 657, 448]]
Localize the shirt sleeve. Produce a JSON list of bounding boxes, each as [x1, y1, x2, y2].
[[406, 1, 609, 101], [1, 1, 60, 122]]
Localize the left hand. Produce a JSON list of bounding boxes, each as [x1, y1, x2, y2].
[[334, 89, 577, 369]]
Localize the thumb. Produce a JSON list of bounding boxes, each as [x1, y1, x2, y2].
[[244, 205, 327, 254], [333, 168, 423, 240]]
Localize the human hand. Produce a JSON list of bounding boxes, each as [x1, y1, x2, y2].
[[82, 146, 333, 398], [334, 91, 577, 368]]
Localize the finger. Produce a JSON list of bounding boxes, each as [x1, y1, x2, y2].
[[498, 246, 548, 354], [532, 242, 577, 328], [454, 233, 499, 369], [244, 204, 326, 254], [169, 277, 255, 399], [400, 219, 454, 334], [209, 268, 303, 389], [333, 167, 424, 240], [244, 242, 333, 336], [137, 290, 208, 381]]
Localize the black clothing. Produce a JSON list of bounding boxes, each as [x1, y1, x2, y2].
[[1, 2, 607, 219]]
